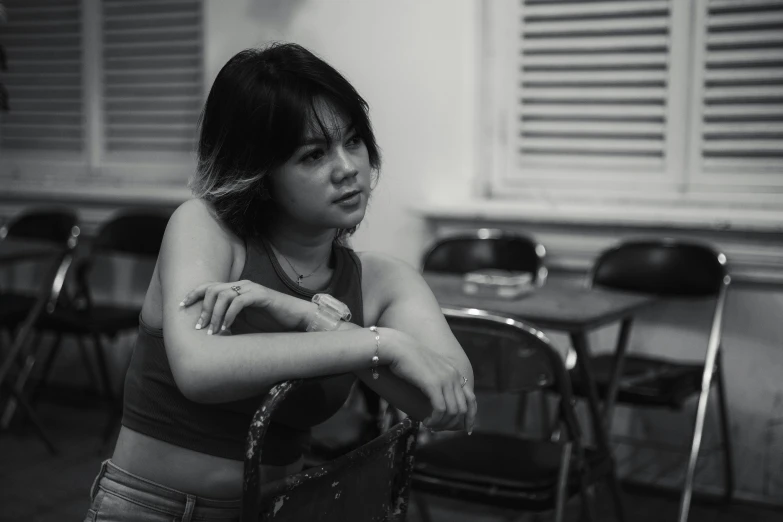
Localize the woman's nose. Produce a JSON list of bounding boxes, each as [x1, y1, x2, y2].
[[331, 148, 358, 182]]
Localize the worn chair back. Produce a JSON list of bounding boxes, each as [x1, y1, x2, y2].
[[422, 229, 547, 286], [241, 380, 420, 522]]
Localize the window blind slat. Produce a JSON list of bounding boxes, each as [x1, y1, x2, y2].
[[0, 0, 83, 152], [516, 0, 671, 171], [102, 0, 203, 154], [700, 0, 783, 173]]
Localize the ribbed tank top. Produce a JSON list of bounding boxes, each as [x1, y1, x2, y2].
[[121, 237, 364, 465]]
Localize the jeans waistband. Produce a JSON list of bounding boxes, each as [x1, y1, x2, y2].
[[92, 459, 241, 518]]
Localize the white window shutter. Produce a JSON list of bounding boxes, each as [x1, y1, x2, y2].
[[0, 0, 83, 152], [102, 0, 203, 155], [697, 0, 783, 177], [514, 0, 672, 174]]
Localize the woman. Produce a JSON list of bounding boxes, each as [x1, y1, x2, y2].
[[84, 43, 476, 521]]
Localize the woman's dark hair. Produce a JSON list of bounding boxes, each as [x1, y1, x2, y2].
[[190, 42, 381, 240]]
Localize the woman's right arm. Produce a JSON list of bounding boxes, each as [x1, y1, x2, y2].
[[160, 200, 384, 404]]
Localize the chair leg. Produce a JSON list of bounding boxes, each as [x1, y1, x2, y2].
[[714, 355, 734, 503], [606, 464, 627, 522], [0, 329, 42, 429], [554, 442, 572, 522], [677, 375, 715, 522], [30, 333, 63, 404], [0, 380, 58, 454]]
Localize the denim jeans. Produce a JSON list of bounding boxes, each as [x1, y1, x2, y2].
[[84, 460, 241, 522]]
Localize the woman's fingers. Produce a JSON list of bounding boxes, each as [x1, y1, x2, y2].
[[180, 282, 212, 307], [206, 289, 234, 334], [221, 296, 248, 331], [463, 384, 477, 434]]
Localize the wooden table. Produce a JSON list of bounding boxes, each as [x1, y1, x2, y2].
[[424, 272, 658, 455]]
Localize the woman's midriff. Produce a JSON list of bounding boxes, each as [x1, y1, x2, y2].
[[111, 426, 304, 499]]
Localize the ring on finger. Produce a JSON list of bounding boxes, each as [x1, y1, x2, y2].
[[460, 375, 468, 388], [230, 285, 241, 295]]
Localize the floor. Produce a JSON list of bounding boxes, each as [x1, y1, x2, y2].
[[1, 388, 782, 522]]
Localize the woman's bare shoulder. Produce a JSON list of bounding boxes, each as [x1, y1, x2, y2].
[[166, 199, 241, 249]]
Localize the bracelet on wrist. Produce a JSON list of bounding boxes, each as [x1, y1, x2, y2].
[[369, 326, 380, 379]]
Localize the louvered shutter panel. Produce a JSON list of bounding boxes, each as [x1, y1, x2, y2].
[[699, 0, 783, 175], [102, 0, 202, 154], [516, 0, 671, 172], [0, 0, 83, 152]]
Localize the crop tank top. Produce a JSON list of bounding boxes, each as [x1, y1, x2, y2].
[[122, 237, 364, 465]]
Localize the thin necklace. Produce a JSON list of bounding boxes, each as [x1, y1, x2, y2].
[[270, 242, 331, 285]]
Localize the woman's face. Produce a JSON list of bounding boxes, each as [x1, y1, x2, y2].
[[267, 101, 373, 234]]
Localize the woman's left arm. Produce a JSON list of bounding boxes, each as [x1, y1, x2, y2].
[[355, 252, 476, 432]]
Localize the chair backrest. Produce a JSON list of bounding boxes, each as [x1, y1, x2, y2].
[[441, 306, 581, 440], [0, 208, 80, 312], [590, 238, 729, 298], [242, 380, 420, 522], [91, 210, 171, 259], [422, 229, 547, 285], [1, 207, 79, 246]]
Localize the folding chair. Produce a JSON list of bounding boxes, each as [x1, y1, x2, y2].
[[569, 238, 733, 522], [423, 228, 549, 432], [241, 380, 420, 521], [412, 307, 624, 522], [422, 228, 548, 286], [31, 209, 170, 441], [0, 207, 80, 453]]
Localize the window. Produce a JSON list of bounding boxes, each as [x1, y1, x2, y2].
[[482, 0, 783, 218], [0, 0, 204, 195]]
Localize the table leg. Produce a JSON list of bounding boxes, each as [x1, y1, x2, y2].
[[603, 318, 634, 431], [569, 332, 610, 452], [570, 331, 627, 522]]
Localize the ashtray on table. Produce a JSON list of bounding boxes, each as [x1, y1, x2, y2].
[[461, 270, 535, 299]]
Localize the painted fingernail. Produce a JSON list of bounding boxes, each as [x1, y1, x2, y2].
[[207, 327, 213, 335], [179, 301, 185, 307], [195, 321, 202, 330], [221, 325, 226, 331]]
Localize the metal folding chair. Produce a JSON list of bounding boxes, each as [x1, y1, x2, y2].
[[241, 380, 420, 521], [569, 238, 733, 522], [0, 208, 80, 453]]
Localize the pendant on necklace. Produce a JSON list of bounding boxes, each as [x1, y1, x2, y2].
[[297, 275, 304, 285]]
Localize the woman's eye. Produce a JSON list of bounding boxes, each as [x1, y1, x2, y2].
[[346, 135, 362, 147], [303, 149, 324, 162]]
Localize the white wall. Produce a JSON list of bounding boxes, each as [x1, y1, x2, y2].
[[204, 0, 477, 266]]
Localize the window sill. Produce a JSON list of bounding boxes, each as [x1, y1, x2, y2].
[[414, 198, 783, 234]]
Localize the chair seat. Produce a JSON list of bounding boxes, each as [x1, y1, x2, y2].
[[0, 293, 39, 327], [413, 432, 607, 510], [571, 354, 703, 409], [38, 305, 141, 335]]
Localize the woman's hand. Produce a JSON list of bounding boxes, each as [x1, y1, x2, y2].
[[180, 280, 313, 334], [381, 328, 477, 434]]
